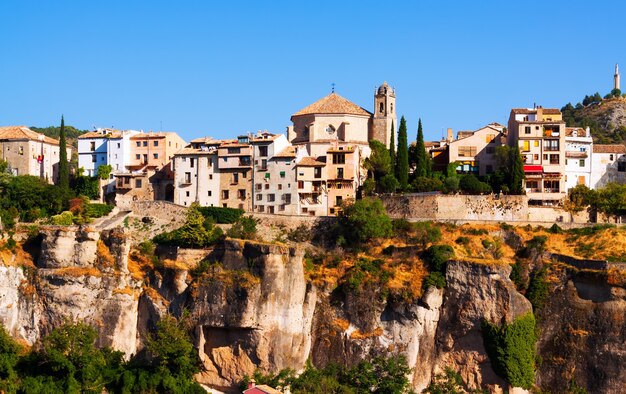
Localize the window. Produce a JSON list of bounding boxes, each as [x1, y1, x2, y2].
[[117, 143, 121, 148], [610, 154, 614, 161], [283, 194, 291, 204], [278, 184, 282, 190], [260, 159, 267, 170], [579, 159, 585, 167], [135, 179, 142, 188], [543, 140, 559, 151], [486, 134, 495, 143], [143, 154, 148, 162], [390, 103, 393, 113], [257, 194, 262, 201], [268, 206, 274, 214], [314, 167, 322, 178], [522, 141, 530, 152], [526, 180, 539, 191], [533, 154, 538, 161], [534, 140, 539, 147], [550, 154, 559, 164], [265, 183, 269, 190], [222, 190, 229, 199], [233, 173, 239, 184], [259, 146, 268, 157], [153, 153, 158, 159], [543, 180, 559, 193], [258, 205, 264, 212], [256, 184, 262, 190], [543, 154, 548, 160], [524, 126, 531, 134], [153, 141, 158, 147], [136, 154, 141, 160], [379, 102, 384, 113], [335, 196, 343, 206], [332, 153, 346, 164], [227, 147, 240, 154], [186, 191, 190, 197], [208, 191, 212, 196], [238, 189, 246, 199], [280, 171, 285, 178], [90, 142, 96, 151], [618, 162, 626, 172], [267, 194, 275, 202], [209, 174, 213, 180], [486, 147, 495, 154], [337, 168, 344, 179], [184, 172, 191, 183], [190, 158, 195, 168], [92, 155, 97, 163], [298, 181, 304, 189], [136, 141, 141, 147], [459, 146, 477, 156], [142, 141, 148, 147]]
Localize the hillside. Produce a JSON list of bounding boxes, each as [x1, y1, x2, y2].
[[562, 96, 626, 143], [30, 124, 89, 150]]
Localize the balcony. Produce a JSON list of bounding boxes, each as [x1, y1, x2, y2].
[[565, 151, 588, 158]]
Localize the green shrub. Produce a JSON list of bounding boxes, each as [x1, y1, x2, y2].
[[197, 206, 244, 224], [459, 174, 492, 194], [548, 223, 563, 234], [411, 176, 443, 192], [50, 211, 74, 225], [455, 236, 470, 245], [226, 216, 258, 240], [154, 206, 224, 248], [519, 235, 547, 259], [567, 224, 615, 237], [482, 313, 537, 389], [425, 367, 464, 393], [287, 223, 311, 242], [527, 268, 549, 309], [382, 245, 395, 255], [466, 228, 488, 235], [392, 218, 412, 234], [423, 271, 446, 289], [510, 260, 527, 290], [426, 244, 455, 272], [410, 221, 442, 248], [84, 203, 113, 218], [338, 198, 392, 246], [379, 174, 399, 193]]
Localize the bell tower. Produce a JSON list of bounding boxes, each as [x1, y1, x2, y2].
[[371, 81, 396, 147], [615, 63, 621, 91]]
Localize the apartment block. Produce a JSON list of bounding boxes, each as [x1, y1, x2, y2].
[[590, 144, 626, 188], [296, 156, 327, 216], [448, 123, 505, 176], [564, 127, 593, 190], [326, 145, 361, 215], [173, 137, 221, 207], [217, 136, 252, 210], [508, 107, 566, 205]]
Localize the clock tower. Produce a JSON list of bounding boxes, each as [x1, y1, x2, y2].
[[371, 81, 396, 147]]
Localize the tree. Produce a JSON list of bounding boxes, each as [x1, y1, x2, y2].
[[379, 174, 399, 193], [395, 116, 409, 190], [364, 140, 392, 181], [58, 116, 70, 190], [389, 120, 396, 170], [509, 145, 525, 194], [0, 323, 21, 393], [414, 118, 429, 178], [146, 316, 200, 378], [611, 88, 622, 98], [339, 197, 392, 245], [96, 164, 112, 180]]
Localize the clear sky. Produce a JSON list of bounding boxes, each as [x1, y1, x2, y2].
[[1, 0, 624, 142]]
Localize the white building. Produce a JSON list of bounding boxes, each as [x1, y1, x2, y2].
[[564, 127, 593, 190], [173, 137, 221, 207], [78, 128, 140, 176], [590, 144, 626, 188]]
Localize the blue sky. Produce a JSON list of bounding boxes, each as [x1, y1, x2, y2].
[[1, 1, 624, 142]]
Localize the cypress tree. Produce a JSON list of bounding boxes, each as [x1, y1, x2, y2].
[[389, 121, 396, 170], [395, 116, 409, 190], [415, 118, 428, 178], [58, 115, 69, 190], [509, 145, 525, 194]]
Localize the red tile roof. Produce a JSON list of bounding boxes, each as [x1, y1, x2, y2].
[[0, 126, 59, 145], [511, 108, 561, 115], [565, 127, 588, 137], [292, 93, 372, 117], [593, 144, 626, 154], [297, 156, 326, 166]]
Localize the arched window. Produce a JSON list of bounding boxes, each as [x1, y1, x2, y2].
[[379, 102, 384, 113], [390, 103, 394, 113]]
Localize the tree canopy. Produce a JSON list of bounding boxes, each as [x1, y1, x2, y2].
[[395, 116, 409, 190]]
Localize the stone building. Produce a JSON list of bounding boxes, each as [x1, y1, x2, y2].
[[295, 156, 327, 216], [508, 107, 566, 205], [326, 144, 362, 215], [172, 137, 221, 207], [250, 132, 299, 215], [0, 126, 68, 183], [564, 127, 593, 190], [447, 123, 505, 176], [217, 136, 252, 210]]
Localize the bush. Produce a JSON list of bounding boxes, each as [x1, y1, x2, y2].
[[459, 174, 492, 195], [288, 223, 311, 242], [154, 205, 223, 247], [379, 174, 399, 193], [482, 313, 537, 389], [338, 198, 392, 246], [411, 176, 443, 192], [84, 203, 113, 219], [197, 206, 244, 224], [527, 268, 549, 309], [423, 271, 446, 289], [519, 235, 547, 259], [442, 176, 460, 194], [426, 244, 455, 272], [510, 260, 527, 290], [361, 178, 376, 196], [455, 236, 470, 245], [226, 216, 258, 240], [50, 211, 74, 225], [410, 221, 442, 248]]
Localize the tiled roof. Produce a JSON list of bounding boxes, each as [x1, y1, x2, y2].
[[565, 127, 588, 137], [251, 132, 281, 142], [243, 385, 282, 394], [511, 108, 561, 115], [297, 156, 326, 166], [593, 144, 626, 154], [457, 131, 475, 139], [189, 136, 222, 145], [174, 147, 217, 156], [0, 126, 59, 145], [78, 130, 122, 139], [292, 92, 372, 117], [130, 132, 175, 139], [273, 146, 296, 158]]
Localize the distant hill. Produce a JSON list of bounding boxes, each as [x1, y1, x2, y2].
[[30, 125, 89, 150], [561, 95, 626, 144]]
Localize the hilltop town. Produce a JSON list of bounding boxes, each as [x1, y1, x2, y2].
[[2, 66, 626, 225]]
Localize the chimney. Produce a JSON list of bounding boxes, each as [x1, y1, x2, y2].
[[446, 128, 453, 142], [536, 106, 543, 120], [248, 379, 256, 389]]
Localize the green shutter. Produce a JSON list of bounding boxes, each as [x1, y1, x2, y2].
[[265, 173, 271, 179]]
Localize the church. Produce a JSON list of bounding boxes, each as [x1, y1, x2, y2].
[[287, 82, 397, 158]]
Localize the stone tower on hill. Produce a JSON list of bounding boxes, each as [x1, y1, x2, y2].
[[615, 63, 620, 91], [371, 82, 397, 148]]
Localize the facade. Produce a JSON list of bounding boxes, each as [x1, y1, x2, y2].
[[564, 127, 593, 190], [127, 132, 186, 170], [326, 144, 361, 215], [296, 156, 327, 216], [0, 126, 66, 183], [217, 136, 252, 210], [371, 82, 397, 148], [508, 107, 566, 204], [172, 138, 221, 207], [590, 144, 626, 188], [77, 128, 114, 177], [250, 133, 298, 215], [448, 123, 505, 176]]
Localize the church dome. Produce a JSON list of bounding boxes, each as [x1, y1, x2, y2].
[[377, 82, 393, 96]]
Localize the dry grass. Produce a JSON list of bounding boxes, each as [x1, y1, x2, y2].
[[331, 318, 350, 332], [350, 327, 384, 340], [54, 266, 102, 277], [96, 240, 115, 268], [0, 242, 36, 267], [128, 251, 153, 281]]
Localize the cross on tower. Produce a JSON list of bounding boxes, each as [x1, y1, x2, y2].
[[331, 83, 335, 93]]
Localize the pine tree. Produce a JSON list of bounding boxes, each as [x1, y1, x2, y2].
[[395, 116, 409, 190], [509, 145, 525, 194], [415, 118, 428, 178], [389, 121, 396, 170], [58, 115, 69, 190]]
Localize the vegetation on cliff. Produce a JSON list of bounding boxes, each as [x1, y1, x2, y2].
[[561, 95, 626, 143]]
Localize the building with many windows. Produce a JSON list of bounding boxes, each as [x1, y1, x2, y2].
[[447, 123, 505, 176], [564, 127, 593, 190], [172, 137, 221, 207], [590, 144, 626, 188], [217, 136, 252, 210]]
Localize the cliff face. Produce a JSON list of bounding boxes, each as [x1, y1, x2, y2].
[[1, 229, 625, 393]]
